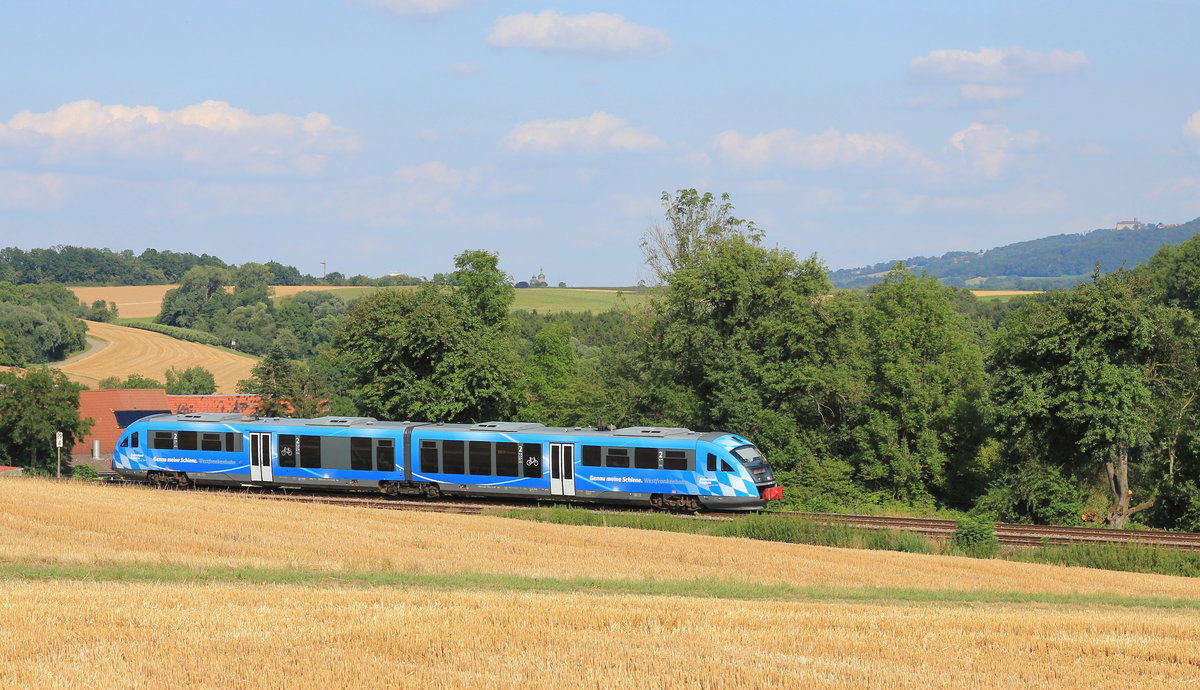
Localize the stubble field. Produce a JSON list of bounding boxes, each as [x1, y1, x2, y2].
[[2, 478, 1199, 688], [70, 284, 651, 319], [57, 321, 256, 392]]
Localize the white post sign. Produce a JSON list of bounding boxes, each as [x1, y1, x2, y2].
[[55, 432, 63, 448]]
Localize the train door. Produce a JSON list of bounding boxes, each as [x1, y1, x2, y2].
[[249, 432, 273, 482], [549, 443, 575, 497]]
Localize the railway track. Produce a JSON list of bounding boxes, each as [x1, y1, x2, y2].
[[785, 511, 1200, 551], [140, 481, 1200, 551]]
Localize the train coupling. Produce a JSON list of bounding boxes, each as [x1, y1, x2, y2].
[[759, 486, 784, 501]]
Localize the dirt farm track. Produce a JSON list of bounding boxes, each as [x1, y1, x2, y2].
[[54, 321, 256, 393]]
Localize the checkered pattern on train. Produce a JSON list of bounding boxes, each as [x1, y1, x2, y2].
[[712, 471, 752, 497]]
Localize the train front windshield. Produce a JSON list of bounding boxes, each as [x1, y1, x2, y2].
[[731, 445, 776, 483], [732, 445, 767, 465]]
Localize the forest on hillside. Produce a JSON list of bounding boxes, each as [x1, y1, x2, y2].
[[832, 218, 1200, 288], [6, 190, 1200, 535]]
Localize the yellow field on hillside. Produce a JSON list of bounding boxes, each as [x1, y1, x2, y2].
[[58, 321, 256, 392], [2, 580, 1197, 689], [70, 285, 366, 319]]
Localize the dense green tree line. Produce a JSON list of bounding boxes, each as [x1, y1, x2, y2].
[[0, 245, 424, 287], [7, 190, 1200, 532], [0, 282, 93, 365]]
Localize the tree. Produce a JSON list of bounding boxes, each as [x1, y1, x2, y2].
[[97, 373, 165, 389], [989, 270, 1189, 528], [454, 249, 513, 327], [643, 190, 867, 508], [517, 323, 581, 425], [851, 266, 987, 505], [332, 251, 521, 423], [0, 368, 92, 473], [640, 189, 761, 284], [158, 266, 232, 329], [232, 262, 275, 307], [165, 366, 217, 395], [238, 345, 299, 417]]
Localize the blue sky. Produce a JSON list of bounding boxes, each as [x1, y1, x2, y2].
[[2, 1, 1198, 284]]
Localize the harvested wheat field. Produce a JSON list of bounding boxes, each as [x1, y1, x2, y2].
[[970, 289, 1045, 297], [3, 478, 1200, 688], [70, 285, 366, 319], [5, 478, 1200, 599], [58, 321, 256, 392], [2, 580, 1198, 689]]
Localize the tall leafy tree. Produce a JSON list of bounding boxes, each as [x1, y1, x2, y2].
[[332, 250, 520, 422], [0, 368, 92, 473], [517, 323, 581, 425], [157, 266, 232, 330], [238, 345, 302, 417], [644, 190, 867, 506], [853, 266, 987, 505], [989, 270, 1190, 527]]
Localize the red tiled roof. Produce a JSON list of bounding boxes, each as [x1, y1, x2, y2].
[[169, 394, 261, 415], [72, 389, 172, 458]]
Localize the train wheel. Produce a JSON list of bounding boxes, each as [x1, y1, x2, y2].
[[421, 483, 442, 499]]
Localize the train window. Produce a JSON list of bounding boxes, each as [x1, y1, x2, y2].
[[522, 443, 541, 478], [177, 431, 198, 451], [664, 450, 688, 471], [721, 460, 735, 473], [152, 431, 174, 450], [442, 440, 465, 474], [496, 442, 518, 476], [226, 432, 241, 453], [605, 448, 629, 468], [200, 433, 223, 452], [120, 437, 128, 448], [706, 453, 717, 472], [350, 437, 373, 471], [377, 440, 395, 473], [634, 447, 658, 470], [581, 446, 601, 467], [420, 440, 439, 473], [278, 434, 297, 467], [299, 435, 323, 469], [469, 441, 492, 475], [131, 432, 139, 448]]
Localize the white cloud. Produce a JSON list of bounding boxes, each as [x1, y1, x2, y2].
[[948, 123, 1044, 179], [372, 0, 465, 16], [612, 193, 659, 217], [502, 112, 665, 153], [0, 100, 359, 174], [1151, 176, 1200, 198], [959, 85, 1025, 102], [1184, 112, 1200, 152], [0, 171, 68, 209], [710, 128, 925, 170], [487, 10, 670, 57], [910, 47, 1088, 83], [393, 161, 468, 187], [860, 185, 1068, 216]]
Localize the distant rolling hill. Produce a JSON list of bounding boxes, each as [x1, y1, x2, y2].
[[832, 216, 1200, 289]]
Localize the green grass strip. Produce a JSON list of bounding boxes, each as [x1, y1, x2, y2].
[[498, 506, 1200, 578], [0, 559, 1195, 610]]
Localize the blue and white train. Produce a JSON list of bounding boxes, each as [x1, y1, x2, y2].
[[113, 414, 784, 511]]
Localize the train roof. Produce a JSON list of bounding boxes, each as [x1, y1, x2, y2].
[[131, 414, 732, 441]]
